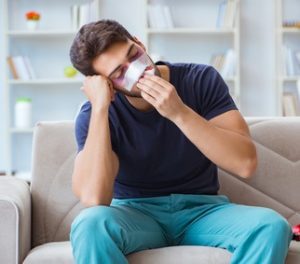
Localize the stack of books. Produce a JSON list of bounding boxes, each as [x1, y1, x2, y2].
[[282, 20, 300, 29], [147, 4, 174, 29], [71, 0, 98, 30], [216, 0, 238, 29], [7, 56, 36, 80], [282, 46, 300, 76], [210, 49, 235, 78]]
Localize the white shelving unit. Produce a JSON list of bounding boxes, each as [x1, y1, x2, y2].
[[2, 0, 99, 177], [276, 0, 300, 116], [144, 0, 241, 108]]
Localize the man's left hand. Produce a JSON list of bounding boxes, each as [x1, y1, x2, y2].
[[137, 75, 186, 121]]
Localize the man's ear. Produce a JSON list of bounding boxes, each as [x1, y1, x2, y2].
[[132, 36, 146, 52]]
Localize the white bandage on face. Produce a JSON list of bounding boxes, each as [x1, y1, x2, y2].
[[112, 51, 155, 92]]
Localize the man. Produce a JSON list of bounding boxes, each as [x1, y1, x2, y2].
[[69, 20, 292, 264]]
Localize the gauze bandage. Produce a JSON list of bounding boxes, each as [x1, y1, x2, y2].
[[112, 51, 155, 92]]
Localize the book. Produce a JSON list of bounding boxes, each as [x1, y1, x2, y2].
[[224, 0, 232, 28], [210, 50, 234, 78], [216, 1, 227, 28], [282, 46, 300, 76], [147, 4, 173, 29], [296, 51, 300, 69], [216, 0, 238, 29], [147, 5, 157, 28], [71, 0, 98, 30], [221, 49, 235, 78], [23, 56, 36, 79], [282, 93, 297, 116], [13, 56, 30, 80], [7, 56, 36, 80], [163, 5, 174, 28], [7, 56, 18, 79], [71, 5, 79, 30], [282, 20, 300, 28]]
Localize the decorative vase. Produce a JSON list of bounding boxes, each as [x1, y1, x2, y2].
[[26, 20, 39, 31]]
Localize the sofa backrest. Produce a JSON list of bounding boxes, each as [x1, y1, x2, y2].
[[30, 121, 84, 248], [218, 117, 300, 226], [30, 117, 300, 248]]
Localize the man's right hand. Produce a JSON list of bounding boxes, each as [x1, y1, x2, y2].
[[80, 75, 115, 111]]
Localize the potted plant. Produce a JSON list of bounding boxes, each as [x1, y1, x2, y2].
[[25, 11, 41, 31]]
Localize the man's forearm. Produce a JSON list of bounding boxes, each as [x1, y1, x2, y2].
[[172, 105, 257, 178], [75, 107, 115, 206]]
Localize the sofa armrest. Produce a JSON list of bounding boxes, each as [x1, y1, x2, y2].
[[0, 176, 31, 264]]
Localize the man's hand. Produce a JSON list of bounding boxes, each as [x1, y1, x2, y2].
[[81, 75, 115, 111], [137, 75, 186, 121]]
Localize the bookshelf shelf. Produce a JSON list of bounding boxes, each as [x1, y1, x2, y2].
[[8, 78, 83, 85], [147, 28, 235, 35], [6, 30, 77, 37], [10, 128, 34, 133], [282, 76, 300, 82], [280, 28, 300, 34]]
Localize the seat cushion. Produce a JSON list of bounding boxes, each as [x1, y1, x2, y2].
[[23, 242, 73, 264], [24, 241, 300, 264], [126, 245, 232, 264], [23, 241, 231, 264], [23, 240, 300, 264]]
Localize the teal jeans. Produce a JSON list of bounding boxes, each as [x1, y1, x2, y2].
[[70, 194, 293, 264]]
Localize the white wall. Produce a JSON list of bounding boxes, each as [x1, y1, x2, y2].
[[0, 0, 5, 172], [240, 0, 277, 116]]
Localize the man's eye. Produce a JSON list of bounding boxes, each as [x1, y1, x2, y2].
[[114, 68, 125, 79], [129, 50, 140, 62]]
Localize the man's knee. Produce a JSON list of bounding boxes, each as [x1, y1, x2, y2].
[[70, 205, 123, 243], [252, 208, 292, 239]]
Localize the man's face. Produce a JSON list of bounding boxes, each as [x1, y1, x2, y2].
[[92, 39, 159, 98]]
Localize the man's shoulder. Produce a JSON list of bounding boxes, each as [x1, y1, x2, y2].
[[75, 100, 91, 125], [79, 100, 92, 112], [160, 61, 212, 73], [165, 62, 218, 83]]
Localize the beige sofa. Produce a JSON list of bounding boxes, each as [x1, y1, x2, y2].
[[0, 117, 299, 264]]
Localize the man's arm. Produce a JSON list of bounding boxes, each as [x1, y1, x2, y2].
[[172, 107, 257, 178], [72, 76, 119, 207], [137, 74, 257, 178]]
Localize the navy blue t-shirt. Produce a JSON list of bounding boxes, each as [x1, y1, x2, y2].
[[75, 62, 238, 199]]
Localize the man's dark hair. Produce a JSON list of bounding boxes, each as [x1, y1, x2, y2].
[[69, 19, 134, 76]]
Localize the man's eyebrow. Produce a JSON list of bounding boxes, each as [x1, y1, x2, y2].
[[108, 43, 135, 78]]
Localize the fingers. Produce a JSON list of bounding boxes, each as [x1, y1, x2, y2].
[[140, 90, 156, 106], [138, 77, 167, 94], [136, 82, 160, 98], [143, 74, 171, 88]]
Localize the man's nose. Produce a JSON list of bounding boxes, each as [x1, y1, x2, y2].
[[124, 61, 131, 68]]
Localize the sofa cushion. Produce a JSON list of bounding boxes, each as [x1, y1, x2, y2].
[[23, 242, 232, 264], [22, 241, 300, 264], [23, 242, 72, 264]]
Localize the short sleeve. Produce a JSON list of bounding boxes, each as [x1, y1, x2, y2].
[[74, 101, 91, 153], [74, 100, 119, 154], [199, 66, 238, 120]]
